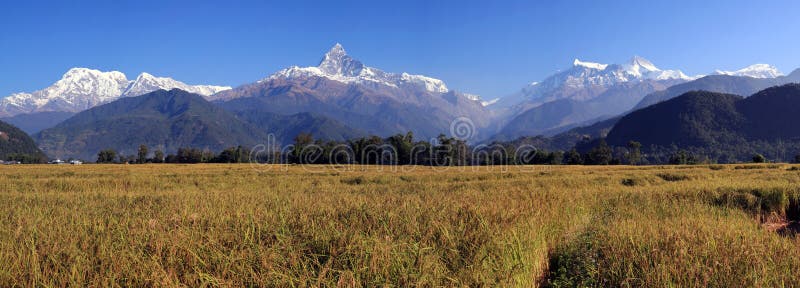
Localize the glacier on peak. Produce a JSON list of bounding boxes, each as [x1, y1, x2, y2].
[[0, 68, 231, 117], [490, 56, 696, 109], [268, 44, 450, 94], [481, 98, 500, 107], [573, 59, 608, 70], [626, 56, 659, 72], [123, 72, 231, 97], [620, 56, 693, 81], [715, 64, 783, 79]]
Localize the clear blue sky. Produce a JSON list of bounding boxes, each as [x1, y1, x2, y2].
[[1, 0, 799, 99]]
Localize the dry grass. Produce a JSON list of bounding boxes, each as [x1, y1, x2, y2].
[[0, 164, 799, 287]]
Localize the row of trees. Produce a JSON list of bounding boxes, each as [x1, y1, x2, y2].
[[4, 153, 48, 164], [97, 145, 251, 164], [93, 134, 645, 166], [286, 133, 647, 166], [94, 133, 800, 165]]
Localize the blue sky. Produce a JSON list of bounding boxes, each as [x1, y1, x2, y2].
[[1, 0, 799, 99]]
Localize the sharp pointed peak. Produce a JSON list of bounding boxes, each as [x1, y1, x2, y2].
[[318, 42, 364, 75], [625, 55, 660, 72], [319, 43, 350, 66], [628, 55, 654, 65], [325, 43, 347, 57], [136, 72, 156, 79]]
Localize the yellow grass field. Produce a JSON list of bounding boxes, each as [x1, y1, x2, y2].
[[1, 164, 799, 287]]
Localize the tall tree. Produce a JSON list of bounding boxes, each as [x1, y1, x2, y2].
[[153, 150, 165, 163], [137, 144, 149, 164], [97, 149, 117, 163], [291, 133, 318, 164], [565, 149, 582, 165], [387, 132, 414, 165], [585, 140, 613, 165], [626, 141, 642, 165]]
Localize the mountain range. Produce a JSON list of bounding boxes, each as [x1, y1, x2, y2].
[[2, 43, 799, 161], [632, 69, 800, 110], [493, 79, 679, 139], [34, 89, 265, 160], [492, 56, 696, 111], [0, 68, 231, 117], [488, 56, 785, 140], [33, 89, 373, 160], [1, 111, 76, 135], [605, 84, 800, 162], [212, 44, 493, 140]]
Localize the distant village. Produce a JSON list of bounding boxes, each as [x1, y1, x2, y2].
[[0, 159, 82, 165]]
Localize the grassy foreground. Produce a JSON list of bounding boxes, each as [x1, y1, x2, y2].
[[0, 164, 799, 287]]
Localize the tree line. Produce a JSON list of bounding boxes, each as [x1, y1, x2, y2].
[[96, 145, 251, 164], [93, 132, 800, 165]]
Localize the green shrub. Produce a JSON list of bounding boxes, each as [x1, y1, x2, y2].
[[657, 173, 691, 182], [621, 178, 637, 186]]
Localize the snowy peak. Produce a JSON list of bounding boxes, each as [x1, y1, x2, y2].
[[319, 43, 348, 67], [626, 56, 659, 72], [61, 67, 128, 83], [715, 64, 783, 78], [491, 56, 695, 109], [567, 56, 694, 83], [325, 43, 346, 58], [268, 43, 452, 94], [572, 56, 665, 75], [0, 68, 231, 117], [318, 43, 365, 76], [123, 72, 231, 97], [135, 72, 156, 80], [621, 56, 692, 80], [43, 67, 131, 105], [573, 59, 608, 70], [570, 56, 692, 82]]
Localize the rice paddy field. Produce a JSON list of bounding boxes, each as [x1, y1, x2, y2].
[[1, 164, 799, 287]]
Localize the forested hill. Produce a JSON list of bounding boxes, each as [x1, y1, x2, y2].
[[0, 120, 47, 162], [606, 84, 800, 162]]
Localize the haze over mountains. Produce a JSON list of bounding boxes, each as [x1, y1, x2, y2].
[[34, 89, 265, 160], [1, 43, 799, 162], [605, 84, 800, 162], [492, 56, 696, 111], [0, 119, 46, 162], [714, 64, 784, 78], [633, 69, 800, 110], [490, 57, 786, 140]]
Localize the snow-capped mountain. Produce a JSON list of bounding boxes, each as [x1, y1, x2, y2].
[[0, 68, 231, 117], [622, 56, 694, 81], [490, 57, 792, 141], [212, 43, 494, 140], [122, 72, 230, 97], [493, 56, 695, 109], [714, 64, 783, 79], [264, 43, 454, 95]]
